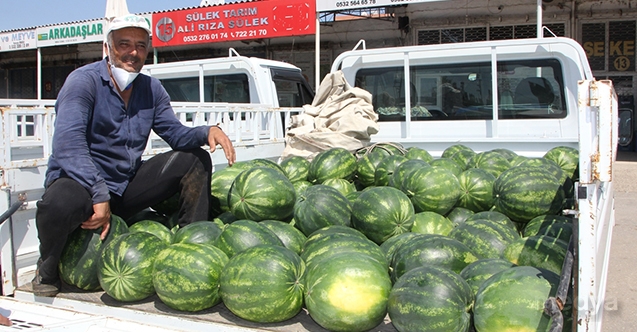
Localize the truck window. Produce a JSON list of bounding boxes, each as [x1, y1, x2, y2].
[[270, 68, 315, 107], [354, 59, 566, 121], [160, 73, 250, 103]]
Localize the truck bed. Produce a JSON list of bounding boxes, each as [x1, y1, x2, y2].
[[10, 284, 396, 332]]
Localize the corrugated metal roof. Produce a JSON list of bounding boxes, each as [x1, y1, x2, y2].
[[0, 0, 262, 33]]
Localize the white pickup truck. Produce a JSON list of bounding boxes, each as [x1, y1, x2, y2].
[[0, 37, 616, 332]]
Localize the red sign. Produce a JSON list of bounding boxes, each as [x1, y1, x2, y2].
[[152, 0, 315, 47]]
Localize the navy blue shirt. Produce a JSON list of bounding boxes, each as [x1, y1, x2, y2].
[[46, 58, 210, 204]]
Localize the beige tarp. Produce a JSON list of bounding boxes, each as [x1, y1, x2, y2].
[[280, 71, 379, 160]]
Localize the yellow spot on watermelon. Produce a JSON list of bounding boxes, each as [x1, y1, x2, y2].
[[325, 274, 383, 314]]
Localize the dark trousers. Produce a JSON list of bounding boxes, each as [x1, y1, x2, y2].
[[35, 148, 212, 284]]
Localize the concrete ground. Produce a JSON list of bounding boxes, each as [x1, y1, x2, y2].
[[601, 150, 637, 331]]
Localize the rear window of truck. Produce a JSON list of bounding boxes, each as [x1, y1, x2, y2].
[[354, 59, 566, 121], [160, 74, 250, 103]]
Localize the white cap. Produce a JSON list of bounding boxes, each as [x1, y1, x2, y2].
[[107, 14, 151, 35]]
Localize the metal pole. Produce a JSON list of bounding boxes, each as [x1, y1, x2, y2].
[[537, 0, 542, 38], [315, 12, 320, 94], [37, 48, 42, 99]]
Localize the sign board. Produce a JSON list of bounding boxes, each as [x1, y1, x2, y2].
[[316, 0, 445, 12], [0, 30, 37, 52], [36, 19, 107, 47], [152, 0, 315, 48]]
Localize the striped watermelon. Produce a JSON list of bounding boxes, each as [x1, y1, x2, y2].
[[456, 168, 496, 212], [171, 220, 223, 246], [374, 155, 409, 186], [448, 219, 520, 259], [410, 211, 454, 236], [355, 148, 392, 187], [388, 159, 430, 189], [459, 258, 516, 296], [465, 211, 517, 231], [301, 228, 387, 270], [307, 147, 357, 184], [210, 165, 244, 213], [213, 219, 283, 258], [129, 219, 172, 244], [379, 232, 421, 263], [388, 265, 473, 332], [58, 215, 129, 291], [259, 219, 307, 255], [473, 266, 566, 332], [449, 149, 476, 170], [491, 148, 518, 161], [390, 234, 478, 282], [468, 150, 511, 178], [152, 243, 228, 311], [293, 184, 352, 236], [493, 165, 566, 223], [97, 232, 167, 302], [404, 146, 434, 163], [544, 145, 579, 181], [351, 186, 415, 244], [402, 166, 462, 215], [446, 207, 475, 226], [442, 144, 474, 159], [518, 157, 574, 198], [279, 156, 310, 182], [247, 158, 285, 173], [219, 245, 305, 323], [429, 157, 464, 176], [523, 215, 573, 238], [228, 166, 296, 222], [292, 180, 312, 196], [503, 235, 568, 275], [304, 252, 391, 332], [125, 209, 168, 228], [322, 178, 357, 196]]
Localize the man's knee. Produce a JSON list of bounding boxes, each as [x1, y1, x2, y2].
[[177, 148, 212, 172]]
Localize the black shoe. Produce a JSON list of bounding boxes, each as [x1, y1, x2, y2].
[[31, 271, 60, 297]]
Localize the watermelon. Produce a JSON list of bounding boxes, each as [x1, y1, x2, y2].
[[402, 166, 462, 215], [449, 149, 476, 170], [518, 157, 573, 198], [228, 166, 296, 221], [219, 245, 305, 323], [355, 148, 392, 187], [490, 148, 518, 160], [523, 215, 573, 238], [213, 211, 237, 225], [388, 265, 473, 332], [304, 252, 392, 332], [509, 155, 529, 167], [292, 180, 312, 196], [456, 168, 496, 212], [293, 184, 352, 236], [459, 258, 516, 296], [468, 150, 511, 178], [410, 211, 454, 236], [503, 235, 568, 275], [429, 157, 464, 176], [442, 144, 474, 159], [97, 231, 167, 302], [379, 232, 421, 263], [59, 215, 129, 291], [301, 229, 387, 270], [210, 165, 245, 213], [129, 219, 172, 244], [446, 207, 475, 226], [448, 219, 520, 259], [351, 186, 415, 244], [473, 266, 566, 332], [259, 219, 307, 255], [390, 234, 478, 282], [404, 146, 434, 163], [465, 211, 517, 232], [544, 145, 579, 181], [247, 158, 285, 173], [152, 243, 228, 311], [493, 165, 566, 223], [213, 219, 283, 258], [171, 220, 223, 246], [322, 178, 357, 196], [279, 156, 310, 182], [307, 147, 357, 184], [374, 155, 409, 186], [388, 159, 430, 189]]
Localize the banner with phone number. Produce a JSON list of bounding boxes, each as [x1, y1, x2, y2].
[[152, 0, 315, 47]]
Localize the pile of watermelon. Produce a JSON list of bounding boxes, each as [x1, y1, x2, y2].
[[58, 143, 579, 332]]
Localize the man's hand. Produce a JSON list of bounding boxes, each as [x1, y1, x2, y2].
[[208, 126, 236, 166], [81, 201, 111, 240]]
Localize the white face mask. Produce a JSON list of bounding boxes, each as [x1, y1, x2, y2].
[[110, 63, 139, 91]]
